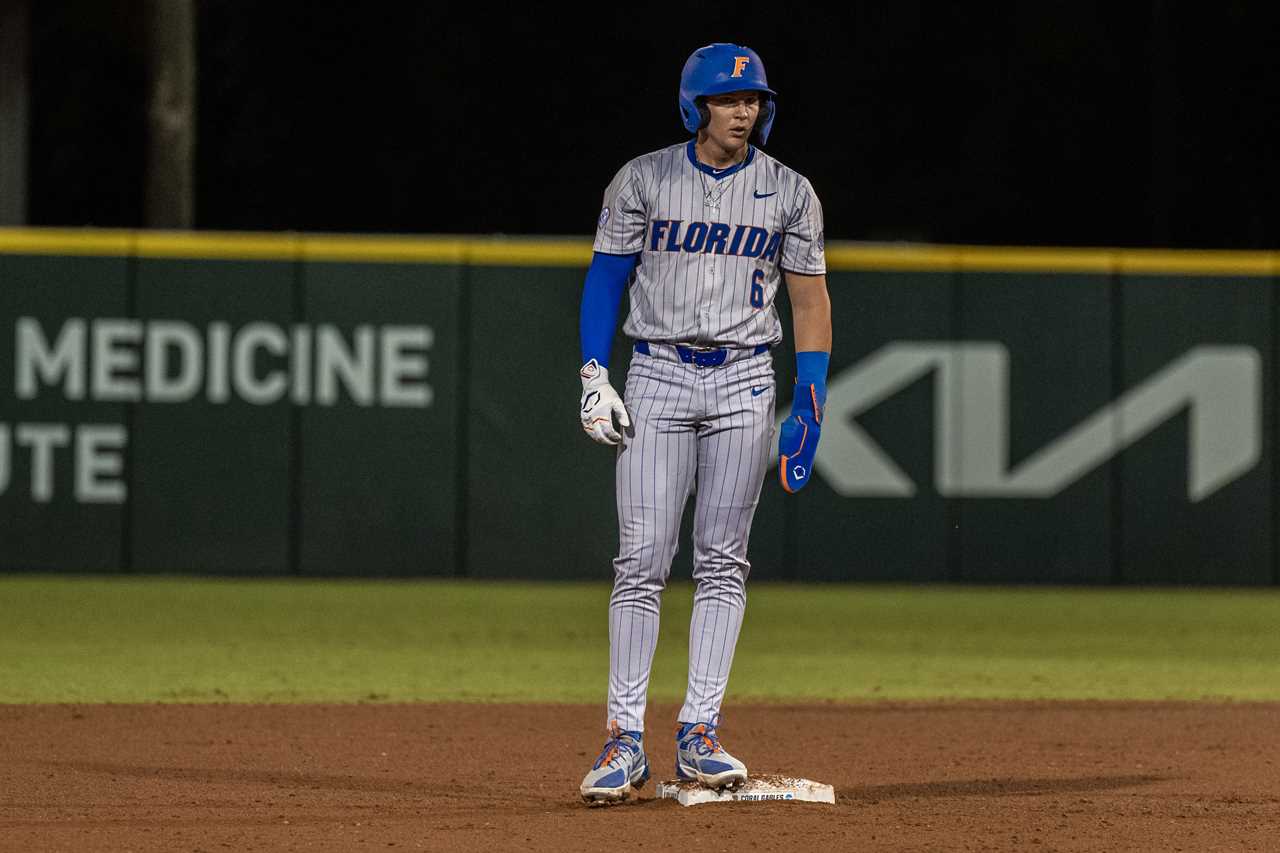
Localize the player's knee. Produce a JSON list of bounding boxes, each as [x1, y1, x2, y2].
[[614, 540, 678, 581], [692, 561, 748, 599], [610, 558, 669, 594], [692, 543, 750, 577]]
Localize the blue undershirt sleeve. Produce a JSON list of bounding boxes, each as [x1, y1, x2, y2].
[[579, 251, 640, 367]]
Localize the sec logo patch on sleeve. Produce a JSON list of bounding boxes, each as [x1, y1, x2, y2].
[[599, 207, 611, 227]]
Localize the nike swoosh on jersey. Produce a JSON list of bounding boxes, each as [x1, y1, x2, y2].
[[750, 386, 768, 396], [753, 190, 777, 199]]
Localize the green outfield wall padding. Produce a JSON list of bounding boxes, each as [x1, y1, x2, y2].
[[463, 265, 629, 580], [1, 238, 1278, 584], [792, 271, 954, 582], [953, 272, 1115, 584], [0, 255, 129, 572], [1117, 276, 1274, 584], [130, 259, 295, 574], [297, 262, 461, 576]]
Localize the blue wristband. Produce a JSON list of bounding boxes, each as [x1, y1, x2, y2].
[[795, 351, 829, 386]]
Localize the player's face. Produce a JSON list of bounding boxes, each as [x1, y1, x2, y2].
[[702, 91, 761, 154]]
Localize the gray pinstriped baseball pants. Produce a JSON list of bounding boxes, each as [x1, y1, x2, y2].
[[606, 346, 775, 732]]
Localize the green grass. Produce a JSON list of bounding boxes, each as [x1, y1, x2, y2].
[[1, 576, 1278, 703]]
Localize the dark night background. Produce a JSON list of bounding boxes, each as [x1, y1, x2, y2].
[[23, 1, 1280, 248]]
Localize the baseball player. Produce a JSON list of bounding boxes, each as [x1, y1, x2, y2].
[[577, 43, 831, 804]]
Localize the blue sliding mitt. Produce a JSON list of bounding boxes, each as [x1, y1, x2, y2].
[[778, 352, 828, 493]]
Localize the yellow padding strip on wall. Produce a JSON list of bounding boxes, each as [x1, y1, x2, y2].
[[0, 228, 135, 257], [0, 228, 1276, 276]]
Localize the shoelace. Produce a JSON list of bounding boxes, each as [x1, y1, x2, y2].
[[594, 731, 640, 769], [679, 723, 723, 757]]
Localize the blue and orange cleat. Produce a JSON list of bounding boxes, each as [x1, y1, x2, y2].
[[675, 720, 748, 789], [580, 721, 650, 805]]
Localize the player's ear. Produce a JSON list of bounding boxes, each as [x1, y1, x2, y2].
[[695, 98, 710, 130]]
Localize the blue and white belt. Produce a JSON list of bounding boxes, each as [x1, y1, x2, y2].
[[634, 340, 771, 368]]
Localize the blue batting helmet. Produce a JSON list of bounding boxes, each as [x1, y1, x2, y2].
[[678, 43, 777, 145]]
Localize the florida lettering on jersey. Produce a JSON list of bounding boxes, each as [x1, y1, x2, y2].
[[648, 220, 783, 260], [593, 140, 825, 348]]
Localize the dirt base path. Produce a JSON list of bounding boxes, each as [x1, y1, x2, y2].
[[1, 702, 1277, 852]]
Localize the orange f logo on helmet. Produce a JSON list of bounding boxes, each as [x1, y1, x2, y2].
[[731, 56, 750, 78]]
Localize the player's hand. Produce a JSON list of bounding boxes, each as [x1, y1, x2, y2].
[[778, 380, 825, 493], [579, 359, 631, 446]]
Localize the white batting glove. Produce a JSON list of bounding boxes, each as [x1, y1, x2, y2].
[[579, 359, 630, 446]]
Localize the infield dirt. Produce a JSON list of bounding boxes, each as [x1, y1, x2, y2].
[[1, 701, 1276, 851]]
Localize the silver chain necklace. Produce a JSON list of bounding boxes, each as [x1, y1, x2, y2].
[[698, 158, 743, 213]]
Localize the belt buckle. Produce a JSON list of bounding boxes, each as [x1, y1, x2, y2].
[[690, 347, 726, 368], [675, 343, 724, 368]]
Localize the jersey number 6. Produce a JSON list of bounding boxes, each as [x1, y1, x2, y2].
[[750, 269, 765, 309]]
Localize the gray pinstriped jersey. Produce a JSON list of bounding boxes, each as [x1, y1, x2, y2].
[[593, 141, 826, 349]]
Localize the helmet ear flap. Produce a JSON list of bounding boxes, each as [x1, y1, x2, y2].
[[750, 95, 775, 145]]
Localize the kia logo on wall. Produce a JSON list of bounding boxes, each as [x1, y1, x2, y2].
[[776, 343, 1261, 502]]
